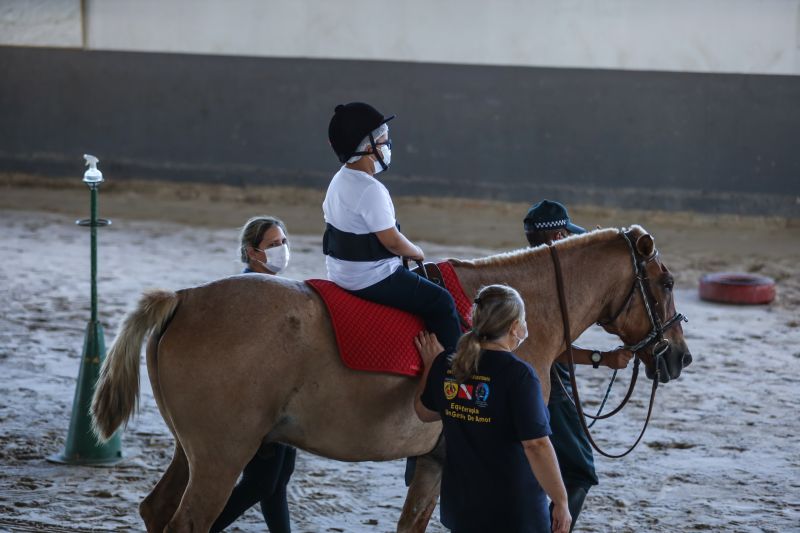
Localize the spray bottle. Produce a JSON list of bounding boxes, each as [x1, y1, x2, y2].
[[83, 154, 104, 184]]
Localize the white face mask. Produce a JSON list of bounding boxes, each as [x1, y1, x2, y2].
[[513, 320, 529, 350], [373, 144, 391, 174], [259, 243, 290, 274]]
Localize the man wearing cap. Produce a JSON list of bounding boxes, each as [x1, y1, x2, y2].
[[323, 102, 462, 355], [524, 200, 634, 531]]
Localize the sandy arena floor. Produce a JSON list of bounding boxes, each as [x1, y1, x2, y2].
[[0, 176, 799, 532]]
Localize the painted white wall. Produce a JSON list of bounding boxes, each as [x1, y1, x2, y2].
[[3, 0, 799, 75], [0, 0, 82, 48]]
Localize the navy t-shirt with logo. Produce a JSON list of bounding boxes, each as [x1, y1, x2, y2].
[[421, 349, 552, 533]]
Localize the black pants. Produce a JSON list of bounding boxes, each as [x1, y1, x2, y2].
[[211, 444, 297, 533], [549, 485, 588, 533], [351, 266, 462, 353], [548, 398, 598, 532]]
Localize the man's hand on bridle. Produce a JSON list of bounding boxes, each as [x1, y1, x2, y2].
[[603, 348, 634, 369]]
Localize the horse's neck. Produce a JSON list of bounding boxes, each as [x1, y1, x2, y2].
[[546, 241, 632, 346], [451, 240, 631, 363]]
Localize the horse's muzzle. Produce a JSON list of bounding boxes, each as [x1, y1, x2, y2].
[[645, 345, 691, 383]]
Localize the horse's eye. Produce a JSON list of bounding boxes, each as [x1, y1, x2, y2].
[[663, 279, 674, 291]]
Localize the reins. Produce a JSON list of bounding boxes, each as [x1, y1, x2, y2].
[[403, 258, 429, 279], [552, 357, 640, 421], [548, 236, 661, 459]]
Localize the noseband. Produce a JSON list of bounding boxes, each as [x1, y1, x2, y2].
[[547, 229, 687, 458]]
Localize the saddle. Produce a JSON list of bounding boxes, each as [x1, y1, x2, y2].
[[306, 262, 472, 377]]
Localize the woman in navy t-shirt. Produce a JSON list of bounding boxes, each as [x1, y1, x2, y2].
[[415, 284, 571, 533]]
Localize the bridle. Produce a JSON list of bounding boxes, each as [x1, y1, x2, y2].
[[598, 230, 687, 357], [548, 228, 687, 458]]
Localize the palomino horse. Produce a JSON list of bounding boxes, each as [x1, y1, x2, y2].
[[91, 225, 691, 532]]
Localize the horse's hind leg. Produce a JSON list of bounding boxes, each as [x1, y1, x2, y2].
[[140, 441, 189, 532], [397, 438, 445, 533], [140, 334, 190, 531], [165, 446, 253, 533]]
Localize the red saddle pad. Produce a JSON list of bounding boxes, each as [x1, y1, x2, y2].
[[306, 262, 472, 377]]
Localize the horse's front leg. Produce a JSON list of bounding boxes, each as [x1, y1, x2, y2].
[[397, 437, 445, 533]]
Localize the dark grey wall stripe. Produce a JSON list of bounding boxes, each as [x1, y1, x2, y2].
[[1, 46, 798, 216]]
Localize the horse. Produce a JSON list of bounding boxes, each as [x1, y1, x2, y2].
[[91, 225, 691, 532]]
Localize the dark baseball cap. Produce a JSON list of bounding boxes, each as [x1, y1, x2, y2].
[[328, 102, 395, 163], [523, 200, 586, 234]]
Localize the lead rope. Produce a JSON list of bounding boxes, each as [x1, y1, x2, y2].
[[587, 369, 616, 428], [548, 243, 659, 459]]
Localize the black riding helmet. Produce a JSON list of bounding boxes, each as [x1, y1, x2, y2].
[[328, 102, 395, 165]]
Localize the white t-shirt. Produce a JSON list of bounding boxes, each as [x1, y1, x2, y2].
[[323, 166, 403, 290]]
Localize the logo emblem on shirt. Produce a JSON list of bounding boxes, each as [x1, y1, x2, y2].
[[457, 384, 473, 400], [475, 383, 490, 406], [443, 380, 458, 400]]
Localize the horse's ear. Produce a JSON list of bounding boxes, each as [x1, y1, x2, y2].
[[636, 233, 655, 258]]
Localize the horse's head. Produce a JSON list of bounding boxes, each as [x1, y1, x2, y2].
[[600, 228, 692, 384]]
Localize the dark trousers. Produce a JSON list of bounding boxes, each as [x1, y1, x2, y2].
[[404, 456, 417, 486], [549, 485, 588, 533], [211, 443, 297, 533], [548, 398, 598, 532], [351, 266, 462, 353]]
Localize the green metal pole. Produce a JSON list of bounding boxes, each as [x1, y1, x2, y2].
[[90, 184, 98, 323], [49, 158, 123, 466]]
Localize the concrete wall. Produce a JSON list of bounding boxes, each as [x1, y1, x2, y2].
[[2, 0, 798, 75], [0, 0, 82, 47], [1, 2, 798, 216], [2, 46, 798, 216]]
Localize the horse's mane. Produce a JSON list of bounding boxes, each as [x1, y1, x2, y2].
[[450, 225, 647, 268]]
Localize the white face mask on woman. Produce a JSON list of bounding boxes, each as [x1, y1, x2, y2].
[[373, 144, 391, 174], [259, 243, 290, 274], [513, 320, 529, 350]]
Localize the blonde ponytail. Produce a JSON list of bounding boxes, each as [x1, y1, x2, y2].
[[451, 330, 483, 383], [451, 284, 525, 384]]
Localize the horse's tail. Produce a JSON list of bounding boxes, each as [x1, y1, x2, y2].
[[91, 289, 180, 441]]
